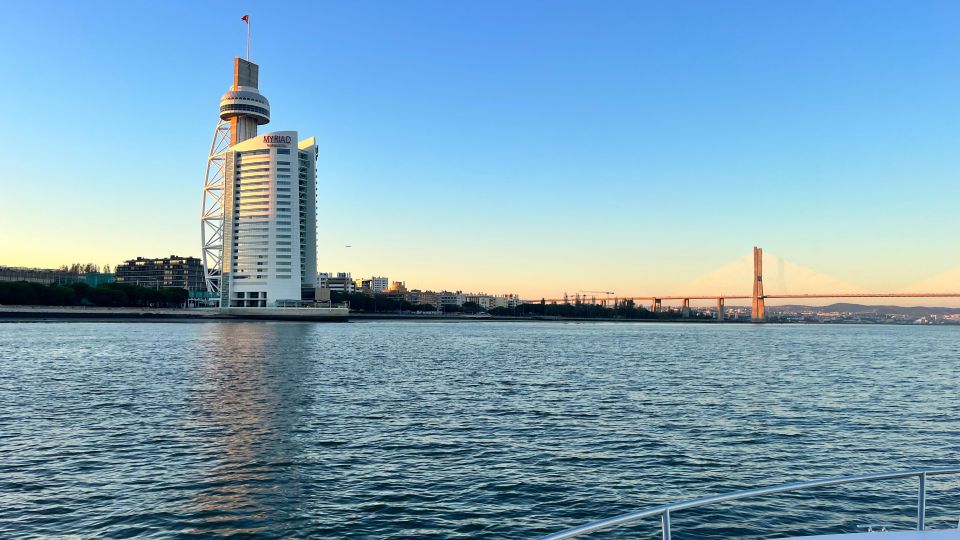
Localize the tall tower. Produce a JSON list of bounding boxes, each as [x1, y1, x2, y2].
[[220, 58, 270, 145], [201, 53, 319, 308], [201, 58, 271, 298]]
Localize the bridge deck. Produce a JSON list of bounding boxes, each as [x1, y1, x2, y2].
[[531, 293, 960, 303]]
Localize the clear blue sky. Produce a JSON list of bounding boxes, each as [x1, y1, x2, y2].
[[1, 1, 958, 297]]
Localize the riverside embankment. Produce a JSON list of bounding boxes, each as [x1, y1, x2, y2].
[[0, 306, 729, 323], [0, 306, 348, 322]]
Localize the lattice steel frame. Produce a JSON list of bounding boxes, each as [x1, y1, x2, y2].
[[201, 119, 232, 300]]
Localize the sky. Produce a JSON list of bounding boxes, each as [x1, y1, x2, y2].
[[1, 1, 958, 300]]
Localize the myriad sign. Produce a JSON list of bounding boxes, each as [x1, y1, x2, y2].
[[262, 134, 292, 146]]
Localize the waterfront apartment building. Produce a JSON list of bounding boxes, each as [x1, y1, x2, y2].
[[387, 281, 406, 293], [462, 293, 521, 310], [494, 294, 521, 309], [115, 256, 204, 291], [406, 289, 439, 308], [379, 282, 407, 302], [318, 272, 356, 294], [465, 293, 496, 310], [215, 57, 319, 308], [438, 291, 466, 309], [358, 276, 389, 294]]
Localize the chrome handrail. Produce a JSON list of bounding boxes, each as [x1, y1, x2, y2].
[[540, 467, 960, 540]]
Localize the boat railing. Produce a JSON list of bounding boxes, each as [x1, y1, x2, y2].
[[540, 467, 960, 540]]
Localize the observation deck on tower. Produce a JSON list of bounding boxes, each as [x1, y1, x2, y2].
[[219, 58, 270, 144]]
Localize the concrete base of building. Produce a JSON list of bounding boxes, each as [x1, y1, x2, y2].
[[219, 306, 349, 321]]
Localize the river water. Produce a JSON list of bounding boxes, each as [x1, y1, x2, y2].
[[1, 321, 959, 538]]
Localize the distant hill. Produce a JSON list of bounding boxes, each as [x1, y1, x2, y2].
[[770, 303, 960, 316]]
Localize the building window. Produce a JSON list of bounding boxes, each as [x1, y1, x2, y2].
[[220, 103, 269, 116]]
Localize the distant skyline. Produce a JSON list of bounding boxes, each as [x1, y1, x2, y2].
[[1, 1, 958, 300]]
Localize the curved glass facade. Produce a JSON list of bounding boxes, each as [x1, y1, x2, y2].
[[220, 103, 270, 117]]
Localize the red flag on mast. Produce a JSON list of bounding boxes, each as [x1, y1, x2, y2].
[[242, 15, 249, 23]]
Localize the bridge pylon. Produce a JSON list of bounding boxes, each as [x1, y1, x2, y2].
[[751, 246, 766, 322]]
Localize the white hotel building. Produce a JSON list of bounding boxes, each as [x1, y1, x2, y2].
[[215, 58, 318, 307]]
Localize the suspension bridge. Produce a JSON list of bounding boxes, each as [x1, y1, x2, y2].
[[533, 247, 960, 322]]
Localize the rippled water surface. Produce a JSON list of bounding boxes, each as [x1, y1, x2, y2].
[[2, 321, 960, 539]]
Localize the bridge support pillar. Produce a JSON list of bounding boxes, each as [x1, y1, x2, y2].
[[751, 246, 766, 322], [716, 298, 725, 321], [682, 298, 691, 318], [651, 298, 661, 313]]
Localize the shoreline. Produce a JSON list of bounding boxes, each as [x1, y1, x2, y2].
[[0, 306, 348, 323], [0, 307, 727, 323], [0, 306, 941, 325], [349, 312, 730, 323], [0, 306, 725, 323]]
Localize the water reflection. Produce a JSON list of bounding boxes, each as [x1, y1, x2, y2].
[[4, 322, 960, 539], [184, 322, 313, 536]]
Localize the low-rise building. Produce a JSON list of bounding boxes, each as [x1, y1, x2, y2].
[[493, 294, 521, 309], [82, 272, 116, 287], [318, 272, 356, 294], [0, 266, 117, 287], [464, 293, 496, 310], [438, 290, 466, 309], [461, 292, 520, 310], [358, 276, 389, 295], [1, 266, 81, 285], [114, 256, 204, 291], [407, 289, 439, 308], [382, 281, 407, 301]]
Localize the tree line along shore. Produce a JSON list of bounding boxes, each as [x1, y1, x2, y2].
[[0, 281, 188, 309], [331, 292, 708, 320], [0, 282, 710, 321]]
